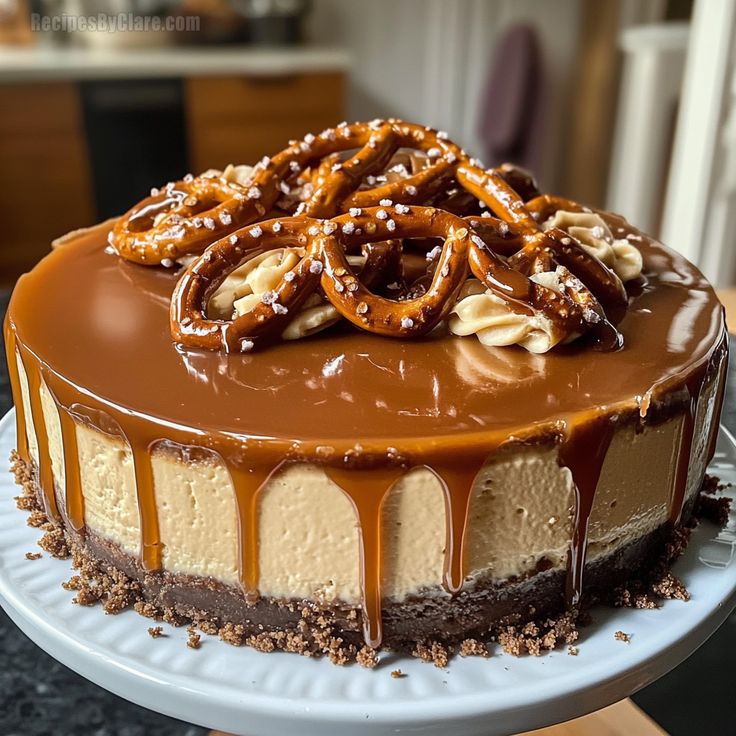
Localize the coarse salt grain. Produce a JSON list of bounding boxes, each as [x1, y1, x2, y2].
[[401, 317, 414, 329], [309, 260, 323, 274], [219, 211, 232, 226], [376, 209, 389, 220], [247, 186, 262, 200], [379, 198, 393, 206], [249, 226, 263, 238], [272, 222, 282, 233], [349, 207, 362, 217]]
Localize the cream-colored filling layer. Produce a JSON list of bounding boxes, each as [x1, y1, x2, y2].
[[17, 352, 718, 605]]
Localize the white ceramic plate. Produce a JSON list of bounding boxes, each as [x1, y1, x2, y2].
[[0, 408, 735, 736]]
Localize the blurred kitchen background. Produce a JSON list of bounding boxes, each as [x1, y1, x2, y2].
[[0, 0, 735, 286]]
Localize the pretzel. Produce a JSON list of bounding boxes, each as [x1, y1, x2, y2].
[[173, 207, 459, 351], [112, 120, 464, 265], [458, 164, 628, 344], [111, 117, 635, 351], [172, 201, 625, 352]]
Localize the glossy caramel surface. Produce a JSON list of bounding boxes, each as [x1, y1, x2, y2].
[[8, 218, 724, 450]]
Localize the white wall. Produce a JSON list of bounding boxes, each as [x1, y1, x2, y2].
[[307, 0, 580, 190]]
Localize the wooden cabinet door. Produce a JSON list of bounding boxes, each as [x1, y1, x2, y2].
[[185, 73, 345, 173], [0, 83, 94, 283]]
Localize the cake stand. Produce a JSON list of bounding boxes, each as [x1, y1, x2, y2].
[[0, 408, 735, 736]]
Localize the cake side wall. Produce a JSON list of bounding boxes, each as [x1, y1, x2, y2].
[[9, 360, 718, 606]]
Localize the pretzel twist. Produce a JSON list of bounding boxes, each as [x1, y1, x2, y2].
[[172, 207, 468, 351], [113, 121, 463, 265], [458, 165, 628, 344]]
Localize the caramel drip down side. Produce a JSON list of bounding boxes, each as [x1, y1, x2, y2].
[[668, 357, 712, 525], [130, 438, 163, 571], [428, 456, 493, 594], [705, 334, 729, 466], [4, 318, 28, 462], [56, 406, 85, 534], [559, 415, 616, 608], [229, 462, 282, 599], [325, 466, 406, 649], [18, 345, 59, 521]]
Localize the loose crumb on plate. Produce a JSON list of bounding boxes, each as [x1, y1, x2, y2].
[[187, 626, 201, 649], [356, 645, 379, 669], [148, 626, 164, 639], [614, 631, 631, 643], [390, 669, 405, 679], [25, 552, 42, 560]]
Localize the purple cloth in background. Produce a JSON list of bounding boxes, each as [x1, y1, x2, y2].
[[477, 24, 545, 175]]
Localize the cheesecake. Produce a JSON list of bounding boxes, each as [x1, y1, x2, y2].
[[5, 119, 727, 665]]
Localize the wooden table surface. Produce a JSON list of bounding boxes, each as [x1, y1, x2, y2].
[[209, 697, 666, 736], [210, 289, 736, 736]]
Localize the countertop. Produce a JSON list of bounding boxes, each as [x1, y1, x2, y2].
[[0, 289, 734, 736], [0, 45, 350, 83]]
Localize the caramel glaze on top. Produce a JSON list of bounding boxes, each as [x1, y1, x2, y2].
[[5, 213, 727, 648]]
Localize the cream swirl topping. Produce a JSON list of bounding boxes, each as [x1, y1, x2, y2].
[[543, 210, 643, 282], [449, 210, 642, 354], [209, 247, 340, 341]]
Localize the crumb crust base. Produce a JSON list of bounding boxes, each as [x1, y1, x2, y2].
[[13, 453, 713, 667]]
